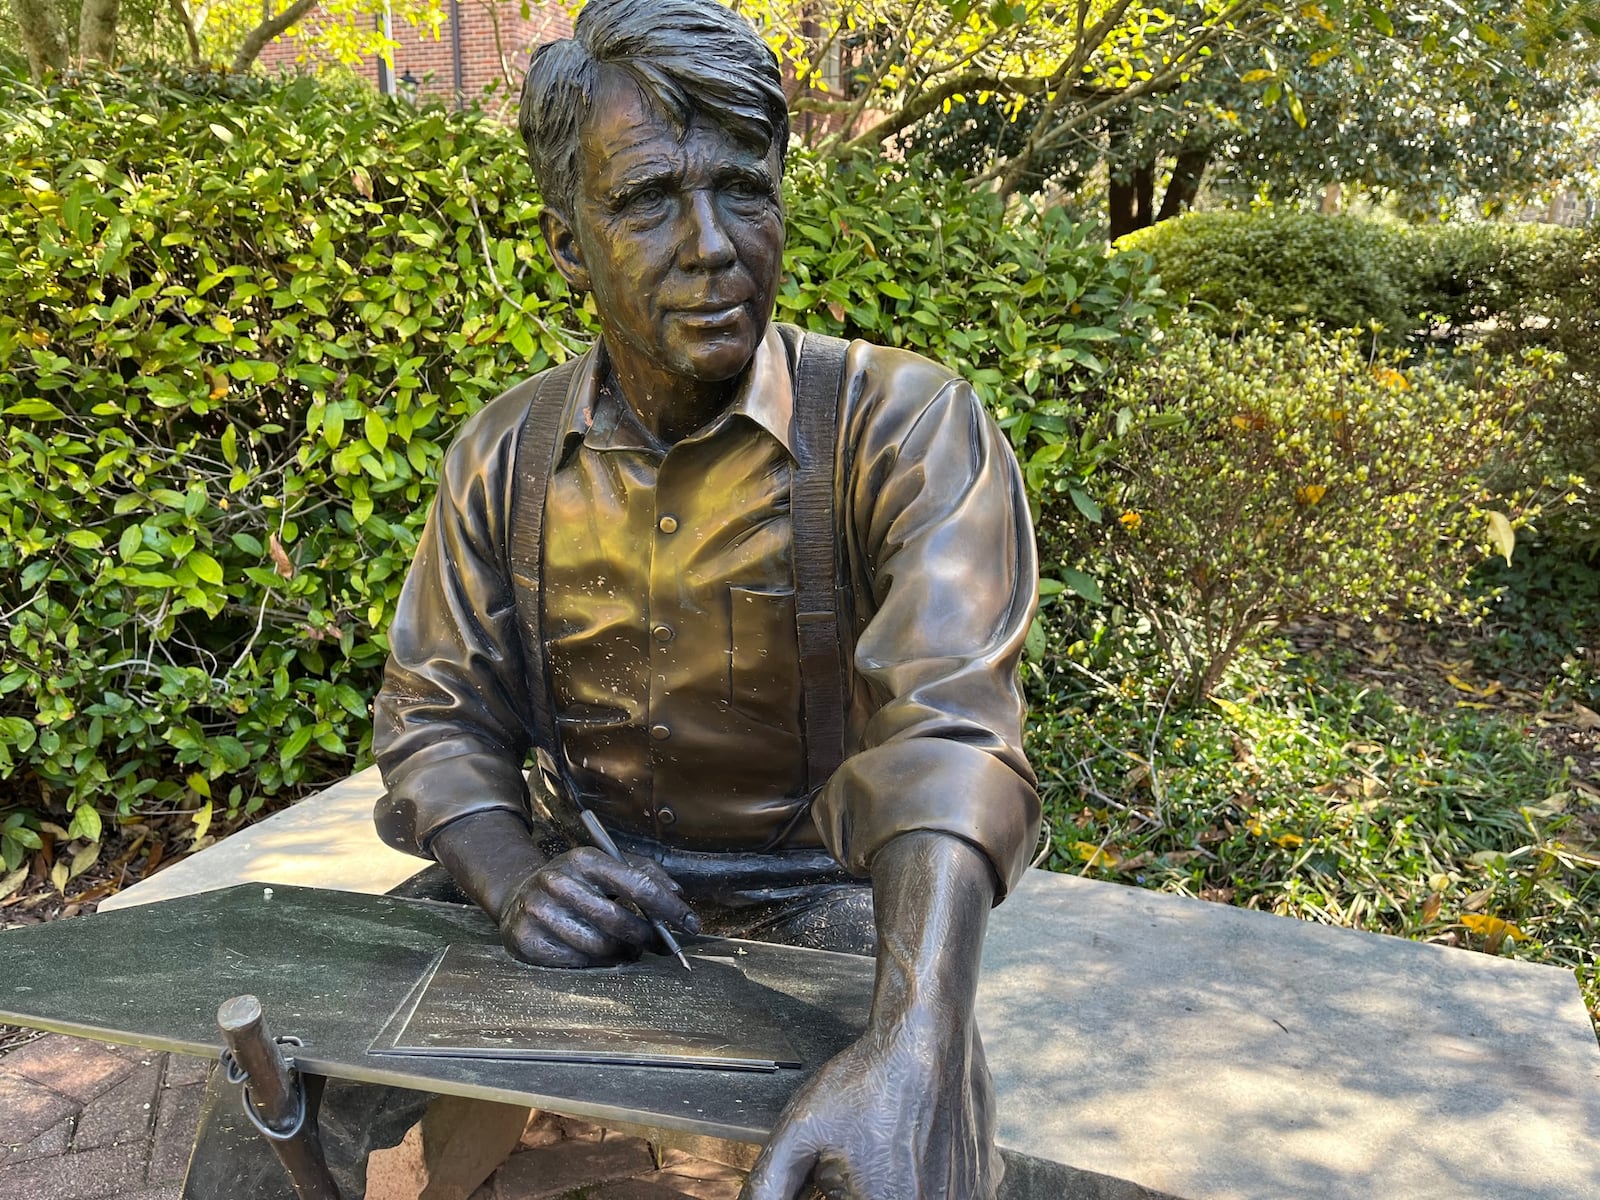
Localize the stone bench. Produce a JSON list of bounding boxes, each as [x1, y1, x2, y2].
[[71, 768, 1600, 1198]]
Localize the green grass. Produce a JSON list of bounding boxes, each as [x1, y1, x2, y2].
[[1024, 614, 1600, 1031]]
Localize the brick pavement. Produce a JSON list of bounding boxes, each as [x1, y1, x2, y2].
[[0, 1034, 747, 1200]]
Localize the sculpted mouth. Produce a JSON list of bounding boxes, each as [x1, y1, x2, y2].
[[675, 301, 747, 315], [673, 302, 747, 328]]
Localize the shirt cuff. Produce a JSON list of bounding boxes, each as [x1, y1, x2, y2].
[[374, 747, 531, 858], [812, 739, 1041, 900]]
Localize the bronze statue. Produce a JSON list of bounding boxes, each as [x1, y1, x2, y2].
[[371, 1, 1041, 1196]]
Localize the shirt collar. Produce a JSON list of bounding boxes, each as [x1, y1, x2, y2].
[[556, 323, 796, 463]]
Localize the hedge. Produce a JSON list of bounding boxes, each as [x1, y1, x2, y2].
[[1120, 208, 1597, 358], [0, 66, 1166, 865], [1117, 210, 1416, 335]]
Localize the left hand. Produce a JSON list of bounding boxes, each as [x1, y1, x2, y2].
[[740, 1001, 999, 1200]]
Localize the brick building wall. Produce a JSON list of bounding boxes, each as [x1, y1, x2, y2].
[[256, 1, 573, 110]]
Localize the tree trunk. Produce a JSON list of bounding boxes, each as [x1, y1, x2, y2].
[[1109, 160, 1156, 239], [1133, 162, 1154, 228], [1156, 138, 1210, 222], [231, 0, 319, 72], [11, 0, 70, 79], [1321, 182, 1341, 214], [1106, 111, 1137, 240], [78, 0, 120, 63]]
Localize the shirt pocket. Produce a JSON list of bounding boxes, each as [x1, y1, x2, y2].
[[728, 584, 802, 731]]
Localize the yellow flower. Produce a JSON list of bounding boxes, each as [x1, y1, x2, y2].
[[1118, 511, 1143, 532]]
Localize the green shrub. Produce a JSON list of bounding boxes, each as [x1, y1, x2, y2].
[[1413, 221, 1596, 359], [1, 69, 584, 866], [1118, 210, 1416, 336], [0, 67, 1165, 868], [1084, 318, 1553, 700], [778, 152, 1170, 545]]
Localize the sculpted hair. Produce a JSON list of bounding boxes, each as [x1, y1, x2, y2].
[[519, 0, 790, 218]]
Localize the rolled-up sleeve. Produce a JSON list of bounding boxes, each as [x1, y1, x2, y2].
[[371, 389, 538, 857], [812, 344, 1041, 899]]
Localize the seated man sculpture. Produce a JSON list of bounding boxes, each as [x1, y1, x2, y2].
[[373, 1, 1041, 1196]]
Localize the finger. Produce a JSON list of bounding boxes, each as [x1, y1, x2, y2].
[[566, 851, 701, 933], [501, 926, 593, 968], [539, 869, 659, 946], [622, 852, 685, 894], [501, 869, 646, 963], [740, 1122, 817, 1200]]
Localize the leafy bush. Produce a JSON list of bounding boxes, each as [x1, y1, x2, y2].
[[0, 66, 1165, 869], [1083, 318, 1552, 700], [1118, 210, 1416, 335], [778, 152, 1170, 546], [1412, 221, 1596, 358], [2, 69, 582, 867]]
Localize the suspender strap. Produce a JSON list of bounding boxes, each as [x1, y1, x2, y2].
[[791, 330, 850, 793], [508, 356, 581, 794]]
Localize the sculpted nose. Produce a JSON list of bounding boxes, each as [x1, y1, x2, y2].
[[678, 191, 736, 271]]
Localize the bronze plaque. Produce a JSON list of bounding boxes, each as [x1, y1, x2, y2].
[[370, 944, 802, 1071]]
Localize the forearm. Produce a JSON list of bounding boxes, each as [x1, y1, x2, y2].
[[428, 809, 548, 921], [868, 830, 996, 1035]]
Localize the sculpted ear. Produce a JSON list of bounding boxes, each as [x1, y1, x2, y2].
[[540, 208, 591, 292]]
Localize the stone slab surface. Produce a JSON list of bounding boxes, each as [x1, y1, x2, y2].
[[979, 870, 1600, 1199], [15, 758, 1600, 1200], [98, 767, 422, 913]]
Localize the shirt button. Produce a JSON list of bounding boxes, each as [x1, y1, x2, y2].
[[652, 623, 673, 644], [657, 514, 679, 534], [650, 723, 671, 741], [657, 806, 677, 827]]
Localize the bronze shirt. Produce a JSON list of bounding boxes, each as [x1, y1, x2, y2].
[[373, 323, 1042, 896]]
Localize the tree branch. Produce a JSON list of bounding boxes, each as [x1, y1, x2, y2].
[[231, 0, 320, 73], [169, 0, 201, 64]]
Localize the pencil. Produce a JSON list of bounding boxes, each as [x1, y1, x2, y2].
[[577, 808, 693, 971]]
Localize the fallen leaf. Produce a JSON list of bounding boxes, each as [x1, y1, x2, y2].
[[1420, 892, 1442, 924], [1458, 912, 1526, 949], [1461, 886, 1494, 912], [1571, 703, 1600, 732], [191, 800, 213, 845], [49, 860, 68, 894], [269, 531, 295, 580], [1071, 841, 1120, 868], [0, 866, 27, 901], [1523, 793, 1569, 818], [1485, 511, 1515, 566], [68, 842, 100, 880]]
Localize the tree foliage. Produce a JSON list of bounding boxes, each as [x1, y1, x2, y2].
[[758, 0, 1599, 228], [3, 0, 444, 77]]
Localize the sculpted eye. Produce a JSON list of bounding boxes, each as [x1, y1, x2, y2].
[[726, 177, 771, 201]]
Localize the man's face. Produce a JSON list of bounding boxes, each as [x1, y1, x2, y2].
[[545, 71, 785, 385]]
